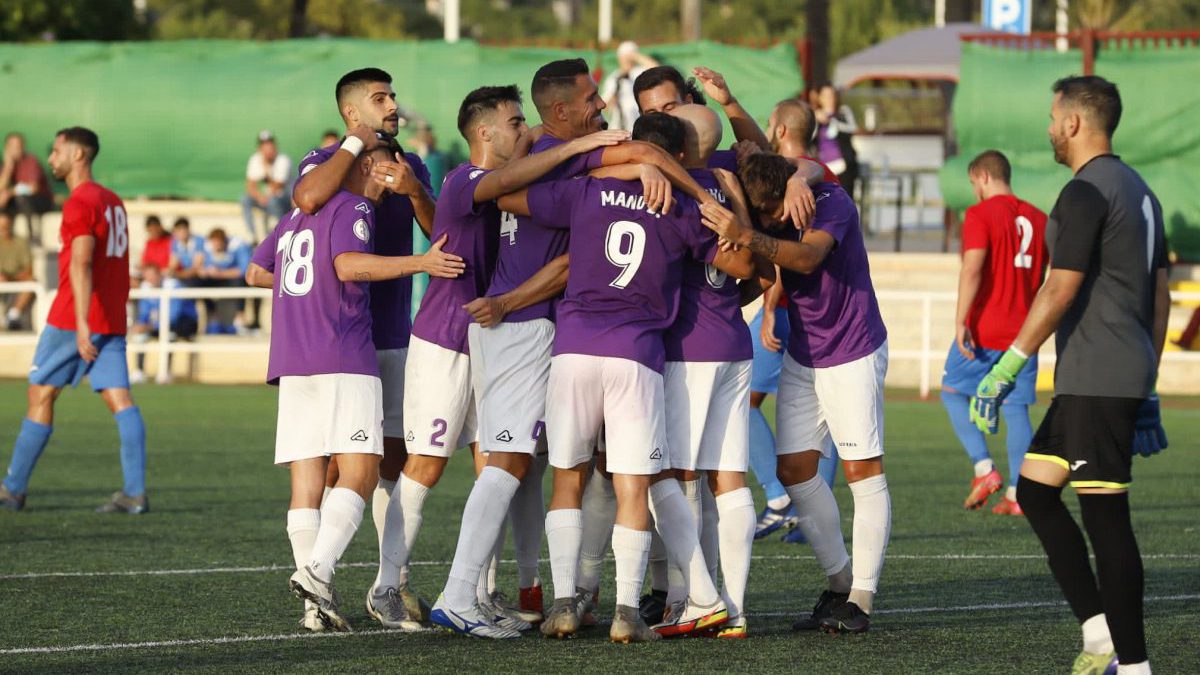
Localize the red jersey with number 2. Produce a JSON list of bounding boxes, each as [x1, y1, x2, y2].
[[47, 181, 130, 334], [961, 194, 1047, 350]]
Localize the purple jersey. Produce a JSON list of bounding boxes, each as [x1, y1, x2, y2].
[[410, 163, 501, 354], [261, 191, 378, 384], [664, 169, 752, 363], [485, 134, 604, 323], [527, 176, 718, 373], [708, 149, 739, 173], [780, 182, 887, 368], [295, 144, 433, 350]]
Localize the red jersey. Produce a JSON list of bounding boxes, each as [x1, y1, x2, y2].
[[801, 155, 840, 183], [961, 194, 1047, 350], [140, 235, 171, 270], [48, 182, 131, 335]]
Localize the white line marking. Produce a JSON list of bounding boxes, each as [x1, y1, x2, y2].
[[2, 553, 1195, 581], [3, 594, 1197, 655]]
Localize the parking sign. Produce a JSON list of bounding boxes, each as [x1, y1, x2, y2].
[[983, 0, 1032, 35]]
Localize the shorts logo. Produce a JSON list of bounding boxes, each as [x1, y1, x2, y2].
[[649, 447, 662, 460], [838, 441, 858, 448], [350, 430, 368, 442], [405, 431, 415, 442], [495, 430, 513, 443], [1070, 460, 1088, 471]]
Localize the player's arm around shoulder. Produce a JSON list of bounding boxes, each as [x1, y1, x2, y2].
[[332, 199, 463, 284]]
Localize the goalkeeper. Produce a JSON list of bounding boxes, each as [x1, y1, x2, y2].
[[971, 76, 1169, 675]]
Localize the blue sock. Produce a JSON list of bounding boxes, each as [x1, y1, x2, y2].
[[818, 445, 838, 487], [941, 390, 990, 465], [1001, 404, 1033, 488], [115, 406, 147, 497], [4, 419, 53, 495], [748, 405, 787, 503]]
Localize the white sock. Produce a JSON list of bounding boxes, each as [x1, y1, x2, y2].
[[286, 508, 320, 571], [1082, 613, 1115, 654], [1116, 663, 1151, 675], [511, 453, 547, 588], [370, 479, 396, 587], [377, 474, 430, 590], [649, 480, 720, 607], [577, 469, 616, 594], [785, 475, 850, 582], [545, 508, 583, 600], [1005, 485, 1017, 501], [308, 488, 365, 581], [715, 487, 755, 619], [443, 466, 520, 609], [680, 478, 703, 538], [848, 474, 891, 613], [973, 458, 995, 478], [700, 481, 719, 584], [479, 518, 506, 603], [766, 494, 790, 511], [648, 527, 669, 592], [611, 525, 651, 609]]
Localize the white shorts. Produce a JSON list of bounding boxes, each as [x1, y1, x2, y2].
[[275, 373, 384, 464], [378, 348, 408, 438], [664, 360, 751, 473], [546, 354, 666, 476], [469, 319, 554, 455], [777, 341, 888, 462], [403, 337, 477, 458]]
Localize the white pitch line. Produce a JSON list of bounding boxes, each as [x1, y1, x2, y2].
[[3, 594, 1198, 656], [2, 553, 1196, 581]]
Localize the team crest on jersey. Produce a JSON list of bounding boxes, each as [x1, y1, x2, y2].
[[469, 169, 483, 180], [353, 218, 370, 243], [705, 264, 728, 289]]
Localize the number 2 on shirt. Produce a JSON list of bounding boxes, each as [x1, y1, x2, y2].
[[605, 220, 646, 289], [1013, 215, 1033, 269]]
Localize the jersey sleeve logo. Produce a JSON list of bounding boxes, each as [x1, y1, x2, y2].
[[469, 169, 484, 180], [353, 218, 370, 243]]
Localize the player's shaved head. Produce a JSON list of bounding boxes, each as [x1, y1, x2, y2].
[[458, 85, 523, 139], [968, 150, 1011, 184], [1052, 75, 1122, 138], [669, 103, 722, 163], [335, 67, 393, 107], [632, 113, 686, 157], [773, 98, 816, 145], [531, 59, 590, 115]]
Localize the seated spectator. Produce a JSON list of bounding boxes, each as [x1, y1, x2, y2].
[[241, 130, 291, 243], [129, 264, 199, 385], [198, 227, 251, 334], [168, 217, 205, 282], [0, 211, 34, 330], [140, 215, 172, 274], [0, 132, 53, 243]]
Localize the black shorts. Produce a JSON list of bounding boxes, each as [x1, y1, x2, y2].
[[1026, 395, 1141, 489]]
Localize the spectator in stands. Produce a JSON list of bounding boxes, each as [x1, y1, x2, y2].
[[241, 130, 292, 243], [198, 227, 251, 334], [320, 130, 340, 148], [139, 215, 171, 274], [129, 264, 198, 385], [409, 123, 448, 196], [601, 41, 660, 131], [168, 217, 205, 283], [0, 211, 34, 330], [0, 132, 53, 243], [812, 82, 861, 199]]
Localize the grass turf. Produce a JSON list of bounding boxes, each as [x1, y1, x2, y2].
[[0, 381, 1196, 674]]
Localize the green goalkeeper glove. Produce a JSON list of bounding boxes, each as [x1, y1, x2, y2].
[[970, 347, 1029, 435]]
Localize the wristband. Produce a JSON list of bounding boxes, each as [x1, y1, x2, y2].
[[340, 135, 365, 157]]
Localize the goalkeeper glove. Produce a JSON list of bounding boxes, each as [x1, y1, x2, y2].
[[1133, 394, 1168, 457], [970, 347, 1029, 435]]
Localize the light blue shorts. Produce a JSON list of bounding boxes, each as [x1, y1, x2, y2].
[[29, 326, 130, 391]]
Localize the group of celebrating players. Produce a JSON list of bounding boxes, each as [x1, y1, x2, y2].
[[0, 51, 1168, 674]]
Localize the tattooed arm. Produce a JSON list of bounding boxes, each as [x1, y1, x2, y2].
[[699, 204, 836, 275], [333, 234, 465, 282]]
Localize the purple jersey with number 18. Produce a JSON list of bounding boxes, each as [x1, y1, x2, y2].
[[255, 191, 379, 384], [526, 176, 718, 374]]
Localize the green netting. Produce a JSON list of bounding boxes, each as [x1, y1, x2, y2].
[[0, 38, 799, 201], [942, 41, 1200, 259]]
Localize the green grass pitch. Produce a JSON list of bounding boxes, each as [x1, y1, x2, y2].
[[0, 381, 1196, 674]]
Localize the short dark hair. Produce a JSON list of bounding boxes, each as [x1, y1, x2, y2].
[[366, 132, 403, 158], [336, 67, 393, 106], [737, 153, 796, 209], [56, 127, 99, 162], [173, 217, 190, 230], [968, 150, 1011, 183], [632, 66, 707, 109], [531, 59, 590, 113], [146, 215, 162, 229], [632, 112, 686, 156], [457, 85, 523, 138], [1052, 75, 1122, 138], [208, 227, 227, 242]]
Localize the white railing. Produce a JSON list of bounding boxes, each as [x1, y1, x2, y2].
[[2, 282, 1199, 395]]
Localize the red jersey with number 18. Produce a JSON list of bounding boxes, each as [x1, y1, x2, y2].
[[47, 181, 131, 335], [961, 194, 1047, 350]]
